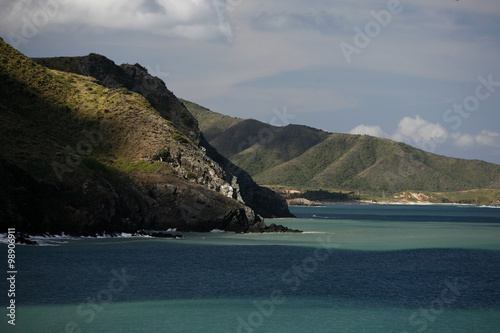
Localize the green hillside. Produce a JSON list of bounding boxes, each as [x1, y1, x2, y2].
[[185, 101, 500, 193], [35, 55, 199, 143], [256, 134, 500, 192], [180, 99, 243, 141], [184, 101, 331, 177], [230, 124, 331, 176]]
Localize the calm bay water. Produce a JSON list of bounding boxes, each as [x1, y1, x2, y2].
[[1, 204, 500, 332]]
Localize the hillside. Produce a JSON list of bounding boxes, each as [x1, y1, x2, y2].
[[185, 101, 500, 194], [180, 99, 244, 142], [0, 38, 293, 235]]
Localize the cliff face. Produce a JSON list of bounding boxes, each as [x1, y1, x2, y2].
[[0, 38, 291, 235]]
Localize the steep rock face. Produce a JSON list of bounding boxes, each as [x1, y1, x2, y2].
[[206, 145, 293, 218], [34, 55, 293, 218]]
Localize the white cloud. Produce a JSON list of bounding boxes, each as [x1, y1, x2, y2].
[[0, 0, 233, 42], [392, 115, 448, 143], [351, 116, 500, 160], [350, 124, 388, 138], [455, 130, 500, 147], [454, 133, 475, 147], [475, 130, 499, 146]]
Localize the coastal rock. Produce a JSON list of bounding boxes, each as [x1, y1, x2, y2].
[[249, 223, 302, 233], [287, 198, 322, 206], [142, 231, 183, 239], [15, 232, 38, 245]]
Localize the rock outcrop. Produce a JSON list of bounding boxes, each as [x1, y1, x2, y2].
[[287, 198, 322, 206]]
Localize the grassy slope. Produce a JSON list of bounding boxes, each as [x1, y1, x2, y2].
[[180, 99, 243, 141], [257, 134, 500, 191], [0, 38, 211, 184], [185, 99, 500, 193], [231, 124, 331, 176], [35, 56, 199, 144], [182, 100, 332, 177]]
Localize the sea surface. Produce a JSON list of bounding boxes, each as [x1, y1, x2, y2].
[[1, 203, 500, 333]]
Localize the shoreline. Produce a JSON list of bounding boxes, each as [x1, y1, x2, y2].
[[359, 200, 500, 206], [0, 223, 303, 246], [289, 199, 500, 207]]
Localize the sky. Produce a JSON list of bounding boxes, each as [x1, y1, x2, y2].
[[1, 0, 500, 164]]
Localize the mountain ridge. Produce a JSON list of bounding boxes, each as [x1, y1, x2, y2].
[[184, 100, 500, 194]]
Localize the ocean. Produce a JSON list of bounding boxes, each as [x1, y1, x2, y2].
[[1, 203, 500, 332]]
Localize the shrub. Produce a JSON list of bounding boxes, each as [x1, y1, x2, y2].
[[172, 133, 189, 144], [151, 149, 174, 162], [181, 112, 195, 127]]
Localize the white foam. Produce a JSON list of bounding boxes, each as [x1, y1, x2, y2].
[[479, 205, 500, 208], [0, 234, 8, 245], [0, 232, 160, 246], [210, 229, 225, 233]]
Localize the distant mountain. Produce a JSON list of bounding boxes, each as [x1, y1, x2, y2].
[[185, 101, 500, 193], [0, 38, 293, 235]]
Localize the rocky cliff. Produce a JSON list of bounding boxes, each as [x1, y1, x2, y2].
[[0, 38, 292, 235], [34, 54, 293, 218]]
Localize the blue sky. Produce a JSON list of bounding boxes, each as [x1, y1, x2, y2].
[[1, 0, 499, 164]]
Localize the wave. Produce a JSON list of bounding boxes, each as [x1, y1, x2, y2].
[[0, 234, 10, 244], [0, 232, 156, 246], [479, 205, 500, 208], [312, 215, 338, 219], [0, 234, 76, 246]]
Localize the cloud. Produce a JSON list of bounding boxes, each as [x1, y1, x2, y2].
[[392, 115, 448, 143], [0, 0, 233, 42], [350, 124, 388, 138], [454, 130, 500, 147], [475, 130, 500, 146], [454, 133, 475, 147], [351, 116, 500, 158]]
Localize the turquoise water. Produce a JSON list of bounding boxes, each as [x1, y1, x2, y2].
[[1, 204, 500, 332]]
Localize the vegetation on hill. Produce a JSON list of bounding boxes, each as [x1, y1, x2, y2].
[[180, 99, 243, 141], [290, 190, 360, 202], [35, 55, 199, 143], [185, 99, 500, 196]]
